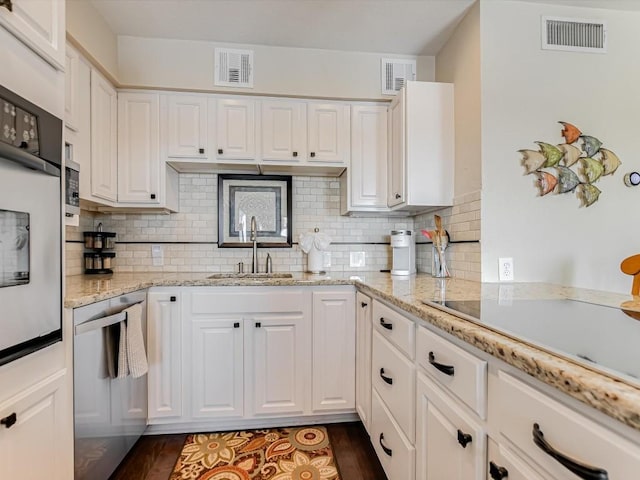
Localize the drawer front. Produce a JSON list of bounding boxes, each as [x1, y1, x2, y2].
[[417, 325, 487, 418], [371, 389, 415, 480], [372, 330, 415, 442], [372, 300, 415, 359], [494, 371, 640, 479]]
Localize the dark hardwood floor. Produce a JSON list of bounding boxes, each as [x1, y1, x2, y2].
[[110, 422, 387, 480]]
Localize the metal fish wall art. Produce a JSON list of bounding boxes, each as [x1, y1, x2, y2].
[[517, 121, 621, 207]]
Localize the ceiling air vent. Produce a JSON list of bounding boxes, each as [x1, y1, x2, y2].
[[542, 16, 607, 53], [381, 58, 416, 95], [215, 48, 254, 88]]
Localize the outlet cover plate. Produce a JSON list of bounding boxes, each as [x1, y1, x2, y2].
[[498, 257, 514, 282], [350, 251, 365, 268]]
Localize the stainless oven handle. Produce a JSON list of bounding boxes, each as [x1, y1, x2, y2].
[[74, 300, 144, 335], [0, 142, 60, 177]]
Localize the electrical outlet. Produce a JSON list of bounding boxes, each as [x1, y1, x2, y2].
[[151, 244, 164, 266], [350, 251, 365, 268], [498, 257, 514, 282]]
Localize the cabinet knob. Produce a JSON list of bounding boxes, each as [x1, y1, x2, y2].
[[150, 193, 156, 199], [292, 151, 298, 157], [310, 152, 316, 158], [395, 193, 401, 199], [170, 296, 177, 302], [457, 429, 472, 448], [233, 322, 240, 328], [218, 148, 223, 155], [255, 322, 261, 328], [1, 412, 17, 429], [361, 302, 368, 308], [199, 148, 205, 154], [489, 461, 509, 480]]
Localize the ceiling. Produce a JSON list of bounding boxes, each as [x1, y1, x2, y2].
[[89, 0, 476, 56]]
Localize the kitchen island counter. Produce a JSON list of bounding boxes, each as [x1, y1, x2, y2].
[[65, 272, 640, 433]]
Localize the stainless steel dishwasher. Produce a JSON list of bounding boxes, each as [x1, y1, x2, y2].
[[73, 290, 148, 480]]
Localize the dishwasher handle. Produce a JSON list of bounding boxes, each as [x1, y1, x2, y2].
[[74, 301, 143, 335]]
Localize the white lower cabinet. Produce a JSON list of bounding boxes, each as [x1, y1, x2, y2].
[[312, 290, 356, 412], [147, 286, 355, 429], [371, 389, 415, 480], [0, 370, 69, 479], [487, 438, 546, 480], [416, 371, 485, 480], [190, 318, 244, 419], [247, 312, 309, 416], [147, 291, 182, 421], [355, 292, 372, 432]]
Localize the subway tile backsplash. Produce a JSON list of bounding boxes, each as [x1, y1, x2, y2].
[[65, 175, 480, 279]]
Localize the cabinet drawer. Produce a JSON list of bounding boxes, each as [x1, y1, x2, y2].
[[372, 300, 415, 359], [417, 325, 487, 418], [372, 330, 415, 442], [494, 371, 640, 479], [371, 390, 415, 480], [487, 438, 546, 480]]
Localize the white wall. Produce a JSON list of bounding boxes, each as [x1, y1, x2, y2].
[[480, 1, 640, 293], [66, 0, 119, 80], [435, 1, 482, 198], [117, 36, 434, 99]]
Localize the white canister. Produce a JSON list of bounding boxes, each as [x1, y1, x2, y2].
[[307, 245, 323, 273]]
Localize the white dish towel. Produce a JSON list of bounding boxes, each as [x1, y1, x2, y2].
[[124, 303, 149, 378], [117, 320, 129, 379]]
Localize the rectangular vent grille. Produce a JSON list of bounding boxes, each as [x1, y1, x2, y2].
[[542, 16, 606, 53], [215, 48, 254, 88], [381, 58, 416, 95]]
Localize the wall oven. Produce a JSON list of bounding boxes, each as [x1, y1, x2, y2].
[[0, 84, 62, 366]]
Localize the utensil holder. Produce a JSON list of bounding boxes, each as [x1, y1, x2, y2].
[[431, 243, 450, 278]]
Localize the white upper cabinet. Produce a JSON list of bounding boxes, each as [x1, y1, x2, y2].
[[307, 103, 350, 165], [388, 81, 454, 211], [117, 92, 161, 204], [216, 97, 257, 161], [90, 69, 118, 203], [166, 95, 208, 159], [261, 99, 307, 162], [342, 104, 388, 213], [0, 0, 65, 70], [64, 44, 80, 131]]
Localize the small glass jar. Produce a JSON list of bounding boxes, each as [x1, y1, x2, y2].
[[101, 252, 115, 269]]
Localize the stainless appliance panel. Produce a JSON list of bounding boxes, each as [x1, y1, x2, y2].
[[0, 158, 60, 355], [73, 291, 148, 480]]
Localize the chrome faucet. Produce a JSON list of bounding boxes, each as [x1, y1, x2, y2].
[[250, 216, 258, 273]]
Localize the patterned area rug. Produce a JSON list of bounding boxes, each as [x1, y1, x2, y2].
[[170, 426, 341, 480]]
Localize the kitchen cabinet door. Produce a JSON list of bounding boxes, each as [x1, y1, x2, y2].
[[166, 95, 208, 159], [190, 318, 244, 419], [416, 371, 486, 480], [311, 290, 356, 412], [349, 105, 388, 209], [261, 99, 306, 162], [355, 292, 373, 432], [90, 68, 118, 203], [117, 92, 160, 204], [387, 92, 405, 207], [0, 370, 71, 479], [64, 43, 80, 131], [307, 103, 350, 164], [147, 291, 182, 420], [246, 312, 309, 416], [216, 98, 256, 161], [0, 0, 65, 70]]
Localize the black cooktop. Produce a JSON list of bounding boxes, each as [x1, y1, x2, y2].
[[422, 297, 640, 386]]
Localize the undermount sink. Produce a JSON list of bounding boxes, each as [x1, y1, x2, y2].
[[207, 272, 293, 279]]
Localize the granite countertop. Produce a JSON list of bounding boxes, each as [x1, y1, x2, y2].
[[65, 271, 640, 433]]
